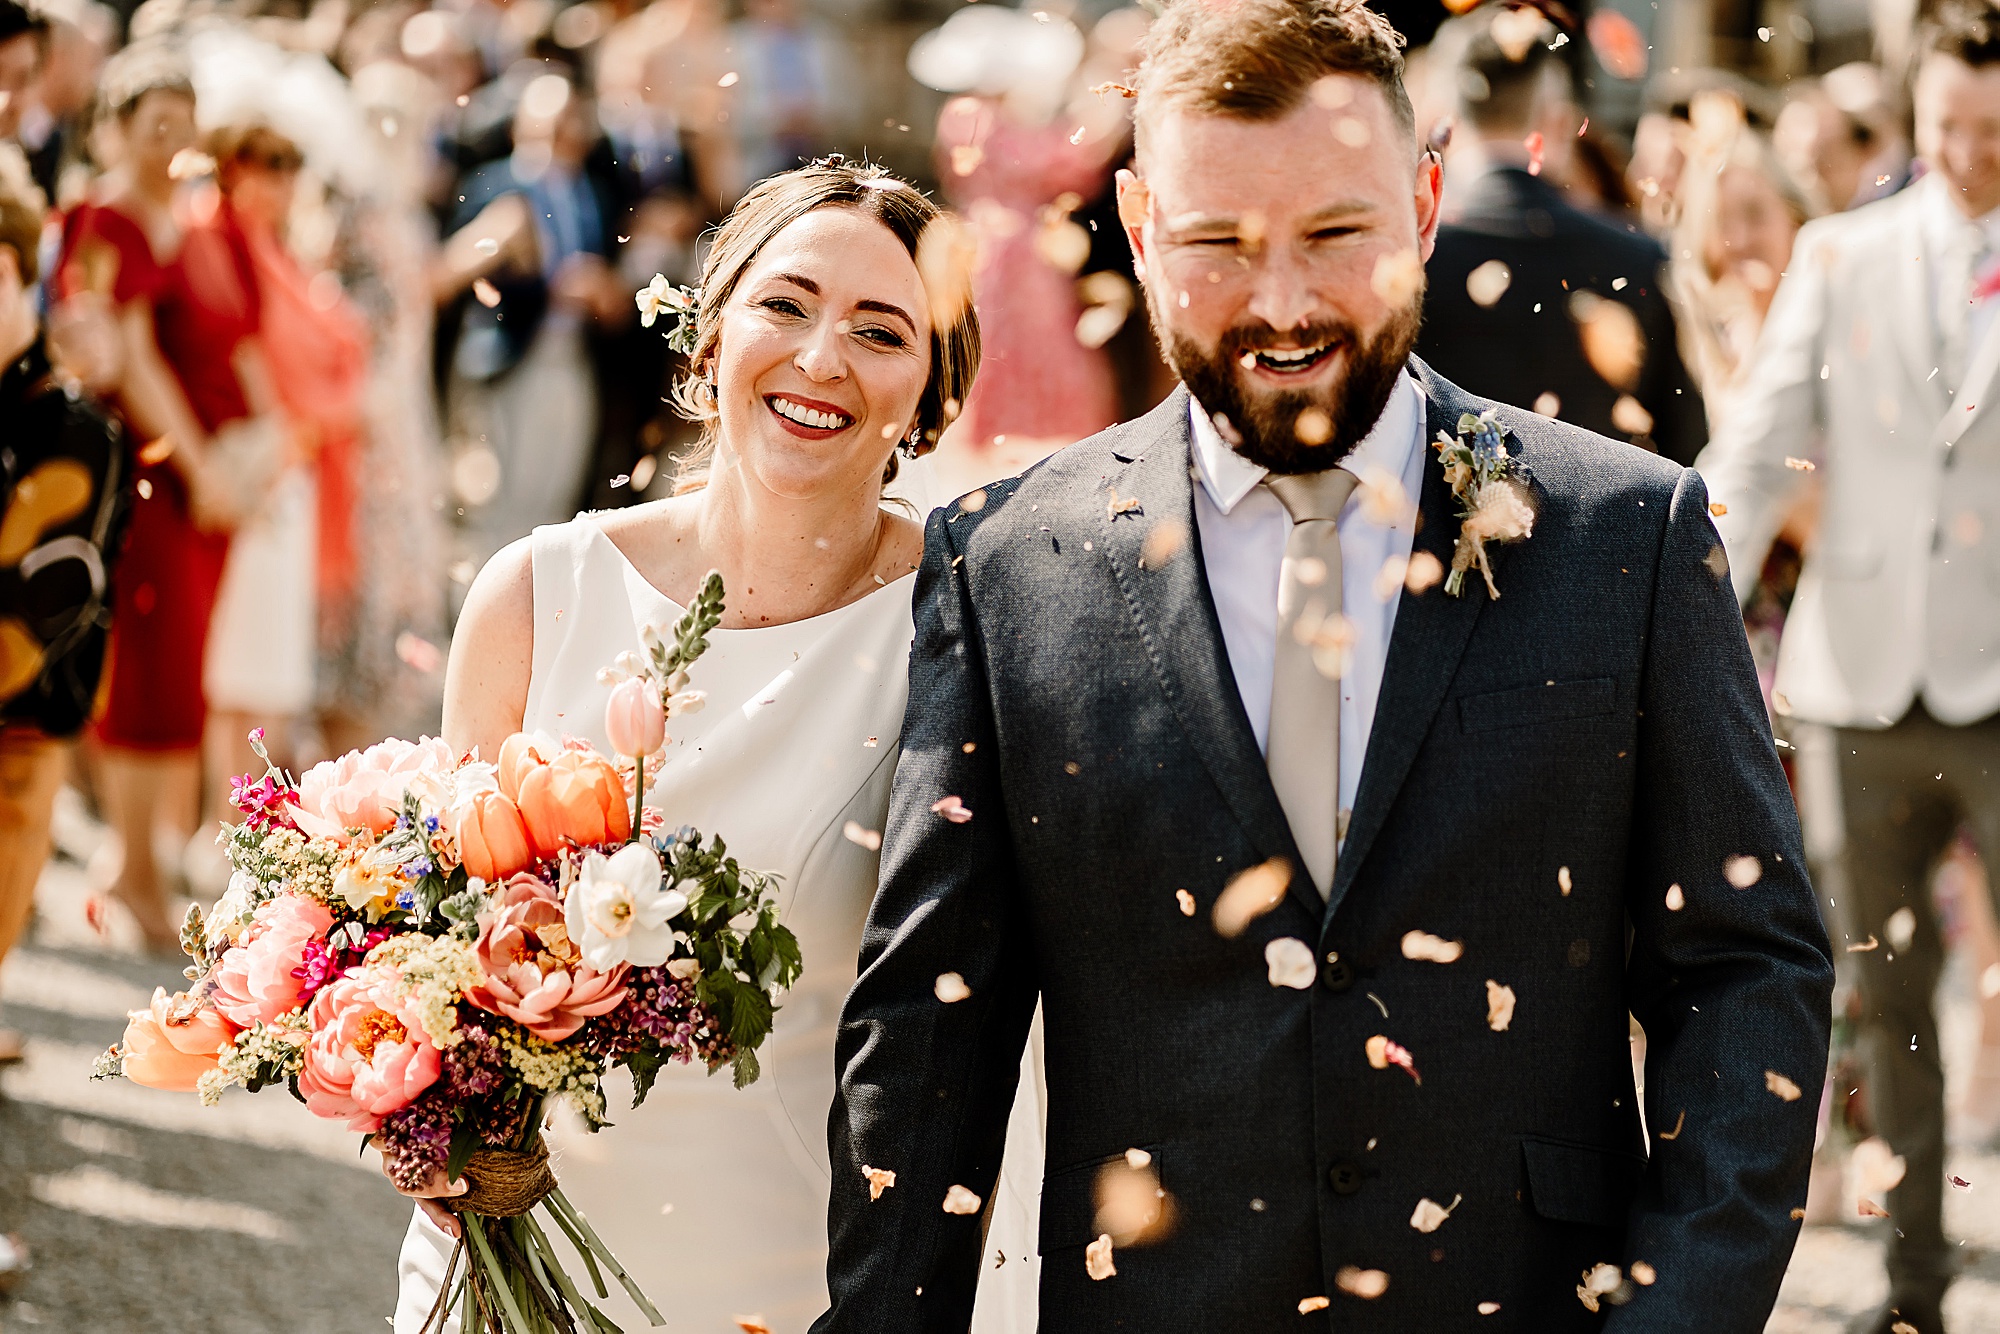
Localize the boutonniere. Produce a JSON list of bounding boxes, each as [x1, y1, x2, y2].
[[636, 274, 702, 355], [1435, 409, 1535, 599]]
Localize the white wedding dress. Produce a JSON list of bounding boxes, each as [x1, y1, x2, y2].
[[394, 514, 1043, 1333]]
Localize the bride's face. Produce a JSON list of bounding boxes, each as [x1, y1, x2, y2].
[[711, 206, 933, 502]]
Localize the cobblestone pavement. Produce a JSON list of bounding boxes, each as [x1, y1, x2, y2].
[[2, 847, 1998, 1333]]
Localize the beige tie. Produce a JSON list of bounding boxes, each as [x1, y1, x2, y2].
[[1263, 469, 1359, 899]]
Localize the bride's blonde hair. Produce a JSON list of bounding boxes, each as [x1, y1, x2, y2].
[[670, 158, 982, 492]]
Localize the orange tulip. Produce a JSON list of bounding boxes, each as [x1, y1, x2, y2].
[[452, 790, 536, 882], [497, 732, 562, 804], [516, 750, 631, 857], [120, 988, 238, 1092]]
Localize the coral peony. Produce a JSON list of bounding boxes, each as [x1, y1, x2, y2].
[[210, 895, 336, 1027], [451, 790, 535, 883], [120, 989, 238, 1091], [298, 970, 442, 1131], [604, 678, 666, 758], [294, 737, 456, 841], [515, 751, 631, 858], [468, 875, 628, 1039]]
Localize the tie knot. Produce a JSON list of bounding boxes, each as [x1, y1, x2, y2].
[[1264, 469, 1358, 525]]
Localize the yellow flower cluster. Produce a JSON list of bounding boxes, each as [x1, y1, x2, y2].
[[500, 1027, 604, 1120], [367, 935, 482, 1049]]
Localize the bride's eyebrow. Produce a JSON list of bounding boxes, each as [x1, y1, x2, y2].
[[765, 272, 914, 333]]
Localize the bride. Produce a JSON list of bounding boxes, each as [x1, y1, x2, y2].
[[390, 158, 1037, 1331]]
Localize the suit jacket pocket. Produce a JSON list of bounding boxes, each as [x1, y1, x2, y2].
[[1521, 1136, 1644, 1228], [1458, 677, 1617, 734], [1038, 1145, 1165, 1254]]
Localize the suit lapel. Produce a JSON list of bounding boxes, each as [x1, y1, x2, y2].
[[1325, 362, 1492, 923], [1096, 388, 1315, 919]]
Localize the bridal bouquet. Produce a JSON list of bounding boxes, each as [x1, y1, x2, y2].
[[92, 576, 800, 1333]]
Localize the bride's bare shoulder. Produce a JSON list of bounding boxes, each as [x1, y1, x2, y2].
[[442, 537, 536, 755]]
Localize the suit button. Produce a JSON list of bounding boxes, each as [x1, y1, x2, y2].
[[1327, 1161, 1364, 1195], [1320, 957, 1355, 992]]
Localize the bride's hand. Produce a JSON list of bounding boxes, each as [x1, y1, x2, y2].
[[382, 1157, 469, 1238]]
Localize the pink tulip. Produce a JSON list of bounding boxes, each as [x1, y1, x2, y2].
[[210, 895, 336, 1028], [468, 874, 628, 1040], [298, 971, 441, 1131], [604, 678, 666, 758]]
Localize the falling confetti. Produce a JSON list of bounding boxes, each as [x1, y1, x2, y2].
[[942, 1185, 982, 1215], [934, 972, 971, 1003], [841, 822, 882, 852], [1266, 938, 1317, 990], [1951, 1175, 1973, 1191], [1401, 930, 1463, 963], [1710, 501, 1729, 517], [733, 1317, 770, 1334], [1141, 519, 1188, 569], [1370, 249, 1424, 306], [1478, 1302, 1502, 1315], [1784, 457, 1817, 471], [1409, 1194, 1461, 1232], [1858, 1198, 1891, 1218], [1765, 1070, 1803, 1102], [1724, 855, 1762, 889], [1085, 1233, 1117, 1280], [1886, 906, 1917, 952], [1366, 1035, 1421, 1084], [930, 795, 973, 823], [1533, 391, 1561, 417], [1298, 1296, 1331, 1313], [1335, 1267, 1389, 1299], [1659, 1110, 1685, 1140], [1405, 550, 1445, 594], [1665, 883, 1685, 911], [1557, 866, 1573, 896], [1466, 259, 1512, 307], [1485, 980, 1516, 1031], [1175, 889, 1196, 917], [1106, 488, 1143, 519], [1523, 130, 1545, 176], [471, 277, 502, 308], [1575, 1263, 1623, 1312], [1294, 407, 1333, 445], [1213, 858, 1291, 937], [1630, 1261, 1656, 1285], [1847, 934, 1880, 952], [395, 633, 443, 674], [862, 1165, 896, 1201], [958, 488, 988, 513], [717, 70, 739, 87]]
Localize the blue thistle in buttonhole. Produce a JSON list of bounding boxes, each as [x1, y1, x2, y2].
[[1435, 409, 1536, 599]]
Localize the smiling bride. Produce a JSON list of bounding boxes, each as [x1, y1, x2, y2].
[[386, 158, 1026, 1332]]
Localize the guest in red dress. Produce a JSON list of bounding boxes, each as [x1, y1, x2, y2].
[[52, 43, 273, 950]]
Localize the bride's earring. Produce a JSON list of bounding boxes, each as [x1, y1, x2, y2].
[[899, 425, 925, 457]]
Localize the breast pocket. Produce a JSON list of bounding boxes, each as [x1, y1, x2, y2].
[[1038, 1146, 1166, 1254], [1458, 677, 1617, 734], [1520, 1135, 1645, 1229]]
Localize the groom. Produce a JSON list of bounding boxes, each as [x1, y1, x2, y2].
[[818, 2, 1833, 1329]]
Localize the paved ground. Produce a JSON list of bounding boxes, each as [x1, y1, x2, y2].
[[2, 829, 1998, 1333]]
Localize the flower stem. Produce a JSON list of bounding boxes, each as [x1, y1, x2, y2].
[[464, 1213, 535, 1334], [545, 1187, 666, 1326], [630, 752, 644, 845]]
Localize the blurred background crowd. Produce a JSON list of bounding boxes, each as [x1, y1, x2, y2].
[[1, 0, 1999, 1328]]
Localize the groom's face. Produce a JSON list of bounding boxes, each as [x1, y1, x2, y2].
[[1121, 81, 1443, 473]]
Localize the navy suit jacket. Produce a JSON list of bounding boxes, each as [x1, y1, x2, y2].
[[817, 362, 1832, 1331]]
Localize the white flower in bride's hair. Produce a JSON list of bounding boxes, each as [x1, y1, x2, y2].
[[565, 843, 688, 970], [635, 274, 676, 327]]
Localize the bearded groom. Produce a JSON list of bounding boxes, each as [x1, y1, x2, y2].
[[818, 3, 1834, 1330]]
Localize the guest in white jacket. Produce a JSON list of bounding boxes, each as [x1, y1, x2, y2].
[[1697, 6, 2000, 1331]]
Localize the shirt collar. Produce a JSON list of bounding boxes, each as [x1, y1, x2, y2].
[[1189, 368, 1422, 517], [1922, 170, 2000, 252]]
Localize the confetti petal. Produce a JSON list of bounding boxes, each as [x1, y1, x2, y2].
[[942, 1184, 982, 1215], [1478, 1302, 1502, 1315], [1366, 1034, 1421, 1083], [1213, 858, 1291, 937], [1858, 1198, 1891, 1218], [1335, 1266, 1389, 1299], [1175, 889, 1196, 917], [1409, 1194, 1461, 1233], [934, 972, 971, 1003], [1724, 855, 1762, 889], [1485, 980, 1516, 1032], [930, 795, 973, 823], [1765, 1070, 1803, 1102], [1266, 937, 1317, 989], [842, 821, 882, 851], [1665, 883, 1685, 911], [1085, 1233, 1117, 1280], [1401, 930, 1463, 963], [1557, 865, 1573, 896], [1630, 1261, 1656, 1285], [734, 1317, 770, 1334], [1886, 906, 1917, 952], [861, 1165, 896, 1201], [1298, 1296, 1330, 1313]]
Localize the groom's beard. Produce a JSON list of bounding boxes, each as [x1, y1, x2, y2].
[[1156, 299, 1424, 476]]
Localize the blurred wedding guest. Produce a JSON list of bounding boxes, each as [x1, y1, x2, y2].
[[1670, 117, 1815, 424], [1775, 62, 1914, 215], [435, 71, 621, 571], [0, 0, 41, 146], [319, 58, 451, 749], [53, 43, 277, 950], [0, 154, 129, 1066], [15, 0, 112, 203], [910, 3, 1124, 495], [1697, 7, 2000, 1329], [723, 0, 845, 185], [198, 123, 363, 854], [1417, 6, 1707, 465]]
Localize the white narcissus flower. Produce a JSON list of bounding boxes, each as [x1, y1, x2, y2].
[[635, 274, 674, 327], [565, 843, 687, 969]]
